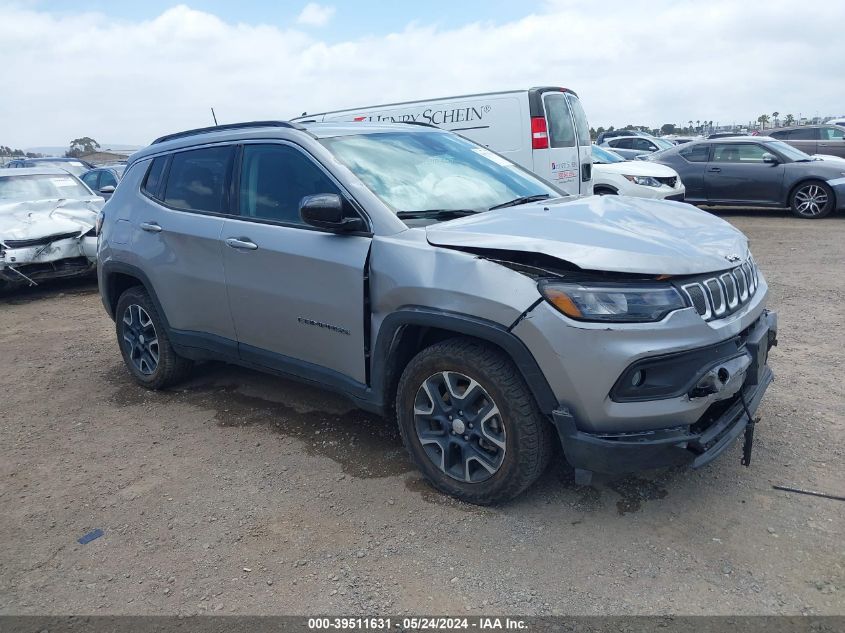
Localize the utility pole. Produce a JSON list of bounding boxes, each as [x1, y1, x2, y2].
[[211, 108, 218, 126]]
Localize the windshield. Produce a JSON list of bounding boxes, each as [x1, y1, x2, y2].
[[0, 174, 93, 201], [764, 140, 811, 162], [321, 131, 561, 216], [653, 138, 675, 150], [591, 145, 626, 164]]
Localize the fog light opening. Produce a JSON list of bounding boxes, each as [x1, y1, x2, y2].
[[717, 367, 730, 384], [631, 370, 645, 388]]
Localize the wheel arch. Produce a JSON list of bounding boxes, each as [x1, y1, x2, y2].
[[100, 262, 170, 329], [371, 308, 558, 416]]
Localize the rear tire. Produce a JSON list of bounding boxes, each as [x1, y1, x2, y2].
[[115, 286, 192, 389], [395, 338, 554, 505], [789, 180, 834, 219]]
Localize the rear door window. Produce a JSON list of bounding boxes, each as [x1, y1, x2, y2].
[[633, 138, 656, 151], [679, 144, 710, 162], [163, 146, 234, 213], [787, 128, 818, 140], [542, 93, 576, 148]]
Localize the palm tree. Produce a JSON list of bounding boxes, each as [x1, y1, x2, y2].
[[772, 111, 780, 127], [696, 119, 701, 131], [757, 114, 770, 130], [688, 120, 693, 133], [784, 113, 795, 126]]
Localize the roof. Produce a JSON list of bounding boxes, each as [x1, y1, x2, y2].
[[0, 166, 78, 176], [131, 120, 444, 164]]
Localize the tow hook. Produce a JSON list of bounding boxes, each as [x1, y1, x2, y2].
[[689, 355, 751, 399]]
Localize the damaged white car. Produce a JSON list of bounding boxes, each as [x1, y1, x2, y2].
[[0, 167, 103, 290]]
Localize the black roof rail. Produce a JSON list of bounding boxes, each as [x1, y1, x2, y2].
[[152, 120, 302, 145]]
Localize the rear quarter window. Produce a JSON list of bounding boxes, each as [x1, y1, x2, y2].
[[142, 156, 168, 200]]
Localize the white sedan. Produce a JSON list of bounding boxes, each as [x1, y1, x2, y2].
[[591, 145, 685, 201]]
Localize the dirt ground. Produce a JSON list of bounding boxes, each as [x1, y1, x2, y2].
[[0, 209, 843, 616]]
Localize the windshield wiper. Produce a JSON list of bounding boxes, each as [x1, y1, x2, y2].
[[396, 209, 480, 220], [488, 194, 551, 210]]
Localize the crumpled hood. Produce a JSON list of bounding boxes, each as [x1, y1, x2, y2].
[[0, 198, 103, 243], [426, 195, 748, 275]]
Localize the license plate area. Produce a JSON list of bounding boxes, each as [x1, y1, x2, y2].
[[744, 321, 770, 386]]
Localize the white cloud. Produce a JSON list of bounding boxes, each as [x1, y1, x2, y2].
[[0, 1, 841, 148], [296, 3, 335, 27]]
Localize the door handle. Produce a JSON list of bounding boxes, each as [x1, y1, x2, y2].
[[225, 237, 258, 251], [139, 222, 162, 233], [707, 167, 721, 173]]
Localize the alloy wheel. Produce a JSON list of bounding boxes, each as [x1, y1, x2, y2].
[[413, 371, 506, 483], [121, 304, 160, 375], [794, 184, 829, 217]]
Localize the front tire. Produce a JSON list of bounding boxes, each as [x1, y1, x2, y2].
[[395, 338, 554, 504], [790, 180, 834, 218], [115, 286, 192, 389]]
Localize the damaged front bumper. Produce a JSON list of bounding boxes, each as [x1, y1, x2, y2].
[[551, 311, 778, 481], [0, 235, 97, 286]]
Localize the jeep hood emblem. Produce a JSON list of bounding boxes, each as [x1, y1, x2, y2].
[[724, 254, 741, 263]]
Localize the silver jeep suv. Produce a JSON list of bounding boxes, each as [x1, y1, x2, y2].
[[98, 120, 777, 504]]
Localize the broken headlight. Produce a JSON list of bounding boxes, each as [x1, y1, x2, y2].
[[539, 281, 687, 322]]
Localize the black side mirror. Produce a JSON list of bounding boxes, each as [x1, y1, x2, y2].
[[299, 194, 365, 233], [99, 185, 116, 194], [761, 153, 779, 165]]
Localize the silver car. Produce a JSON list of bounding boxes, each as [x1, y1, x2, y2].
[[98, 121, 778, 504]]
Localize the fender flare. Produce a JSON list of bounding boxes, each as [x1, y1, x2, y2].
[[371, 307, 558, 414], [99, 261, 170, 329]]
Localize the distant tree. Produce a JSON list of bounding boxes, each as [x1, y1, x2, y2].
[[595, 126, 606, 138], [607, 125, 615, 132], [589, 126, 597, 140], [784, 113, 795, 126], [757, 114, 770, 129], [66, 137, 100, 158], [772, 111, 780, 127]]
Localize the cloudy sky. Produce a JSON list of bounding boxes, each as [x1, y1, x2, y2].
[[1, 0, 842, 149]]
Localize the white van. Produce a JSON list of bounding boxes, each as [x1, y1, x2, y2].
[[293, 87, 593, 196]]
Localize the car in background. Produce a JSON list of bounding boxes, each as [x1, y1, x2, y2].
[[825, 118, 845, 127], [599, 135, 675, 159], [6, 157, 96, 177], [767, 125, 845, 159], [665, 136, 699, 145], [0, 167, 103, 290], [591, 145, 685, 200], [81, 165, 125, 200], [648, 137, 845, 218], [595, 129, 654, 145]]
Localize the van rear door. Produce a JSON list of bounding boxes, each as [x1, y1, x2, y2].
[[566, 93, 593, 195], [529, 88, 591, 195]]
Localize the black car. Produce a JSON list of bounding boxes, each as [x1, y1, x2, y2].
[[649, 137, 845, 218], [80, 165, 125, 200]]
